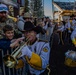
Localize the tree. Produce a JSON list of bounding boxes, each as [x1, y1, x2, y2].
[[30, 0, 43, 18]]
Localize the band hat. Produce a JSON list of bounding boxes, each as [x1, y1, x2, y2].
[[20, 21, 46, 34], [0, 4, 8, 12], [24, 21, 41, 34]]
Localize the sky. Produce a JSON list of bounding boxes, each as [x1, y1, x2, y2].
[[44, 0, 75, 19]]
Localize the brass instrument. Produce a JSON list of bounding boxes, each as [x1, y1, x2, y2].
[[3, 38, 29, 68]]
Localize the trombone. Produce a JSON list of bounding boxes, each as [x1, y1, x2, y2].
[[3, 38, 29, 68]]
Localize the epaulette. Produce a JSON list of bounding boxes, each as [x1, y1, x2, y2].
[[38, 39, 48, 43]]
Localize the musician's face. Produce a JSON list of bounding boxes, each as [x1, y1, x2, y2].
[[4, 30, 14, 40], [24, 30, 37, 42]]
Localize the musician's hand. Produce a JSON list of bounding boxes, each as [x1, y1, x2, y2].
[[15, 59, 24, 69], [14, 43, 20, 48], [20, 46, 32, 58], [11, 39, 17, 43], [10, 37, 25, 48], [16, 37, 25, 43], [10, 40, 19, 48]]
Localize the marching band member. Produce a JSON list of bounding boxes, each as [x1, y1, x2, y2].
[[65, 19, 72, 43], [71, 28, 76, 48], [56, 21, 65, 45], [65, 26, 76, 67], [71, 16, 76, 30], [15, 21, 51, 75]]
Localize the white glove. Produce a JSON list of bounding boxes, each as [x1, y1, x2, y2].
[[21, 46, 32, 58]]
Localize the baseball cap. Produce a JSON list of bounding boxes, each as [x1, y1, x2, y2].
[[0, 4, 8, 12]]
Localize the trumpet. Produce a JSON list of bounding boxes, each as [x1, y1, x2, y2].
[[3, 38, 29, 68]]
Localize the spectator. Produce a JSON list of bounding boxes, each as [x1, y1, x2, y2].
[[0, 25, 24, 75]]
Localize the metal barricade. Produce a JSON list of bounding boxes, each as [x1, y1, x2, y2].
[[0, 49, 26, 75]]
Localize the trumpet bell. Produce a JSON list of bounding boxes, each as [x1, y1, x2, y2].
[[3, 55, 17, 68]]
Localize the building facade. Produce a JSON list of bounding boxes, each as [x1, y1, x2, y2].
[[53, 1, 76, 22]]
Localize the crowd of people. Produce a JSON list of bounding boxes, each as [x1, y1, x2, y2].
[[0, 3, 53, 75], [0, 2, 76, 75]]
